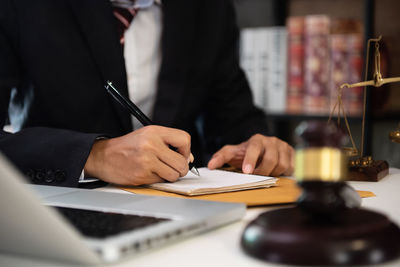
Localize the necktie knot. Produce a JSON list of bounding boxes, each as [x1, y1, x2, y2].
[[113, 7, 138, 44]]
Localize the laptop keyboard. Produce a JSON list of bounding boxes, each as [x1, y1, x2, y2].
[[54, 206, 171, 239]]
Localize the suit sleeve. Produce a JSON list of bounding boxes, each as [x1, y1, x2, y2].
[[0, 0, 17, 127], [0, 128, 101, 187], [203, 0, 270, 151], [0, 0, 101, 187]]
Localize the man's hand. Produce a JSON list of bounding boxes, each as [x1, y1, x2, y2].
[[207, 134, 294, 176], [84, 126, 192, 185]]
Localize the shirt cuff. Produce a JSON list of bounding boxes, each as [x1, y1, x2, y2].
[[79, 170, 99, 183], [78, 136, 108, 183]]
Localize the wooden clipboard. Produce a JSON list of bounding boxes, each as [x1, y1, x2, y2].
[[120, 178, 375, 207]]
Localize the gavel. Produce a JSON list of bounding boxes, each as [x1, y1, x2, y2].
[[241, 121, 400, 265]]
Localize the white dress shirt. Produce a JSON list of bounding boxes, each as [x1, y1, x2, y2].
[[81, 3, 162, 181], [124, 2, 162, 130]]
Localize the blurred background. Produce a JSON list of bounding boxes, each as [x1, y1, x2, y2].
[[233, 0, 400, 168]]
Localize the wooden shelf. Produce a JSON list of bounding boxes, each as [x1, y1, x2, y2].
[[267, 113, 362, 122], [234, 0, 400, 158]]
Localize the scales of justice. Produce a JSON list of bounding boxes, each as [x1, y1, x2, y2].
[[240, 37, 400, 266], [329, 35, 400, 181]]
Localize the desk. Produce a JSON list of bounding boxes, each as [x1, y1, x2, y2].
[[2, 169, 400, 267]]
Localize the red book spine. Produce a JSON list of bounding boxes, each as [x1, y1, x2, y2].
[[286, 16, 305, 114], [304, 15, 331, 114]]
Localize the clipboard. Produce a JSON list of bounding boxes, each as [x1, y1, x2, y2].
[[120, 178, 375, 207]]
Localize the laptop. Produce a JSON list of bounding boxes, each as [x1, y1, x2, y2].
[[0, 153, 245, 265]]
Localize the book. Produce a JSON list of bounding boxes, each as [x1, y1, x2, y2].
[[255, 28, 269, 110], [240, 27, 287, 113], [286, 16, 305, 114], [266, 26, 287, 113], [329, 18, 363, 116], [147, 168, 277, 196], [304, 15, 331, 114], [241, 16, 363, 117], [240, 28, 263, 108]]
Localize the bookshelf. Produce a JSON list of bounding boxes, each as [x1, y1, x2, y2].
[[234, 0, 400, 167]]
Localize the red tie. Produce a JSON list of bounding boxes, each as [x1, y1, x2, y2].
[[113, 7, 138, 44]]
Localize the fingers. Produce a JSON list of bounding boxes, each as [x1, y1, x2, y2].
[[209, 134, 294, 177], [139, 125, 191, 178], [147, 126, 190, 177], [157, 144, 189, 178], [153, 156, 183, 182], [207, 134, 294, 177], [126, 172, 165, 186], [156, 126, 192, 160], [253, 136, 294, 177], [85, 125, 193, 186], [283, 146, 295, 176], [96, 159, 166, 186], [263, 145, 289, 176], [242, 135, 266, 174], [270, 140, 294, 176], [207, 145, 238, 170]]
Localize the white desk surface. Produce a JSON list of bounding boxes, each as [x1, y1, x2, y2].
[[2, 169, 400, 267]]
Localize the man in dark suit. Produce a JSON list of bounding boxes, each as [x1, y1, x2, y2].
[[0, 0, 294, 187]]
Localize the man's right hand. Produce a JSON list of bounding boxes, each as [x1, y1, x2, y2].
[[84, 125, 192, 185]]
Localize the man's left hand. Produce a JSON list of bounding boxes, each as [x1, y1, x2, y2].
[[207, 134, 294, 176]]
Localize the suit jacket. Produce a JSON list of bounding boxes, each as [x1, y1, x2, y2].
[[0, 0, 269, 187]]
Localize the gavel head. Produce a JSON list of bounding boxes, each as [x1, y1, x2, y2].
[[294, 121, 360, 217], [294, 120, 348, 182], [241, 120, 400, 266]]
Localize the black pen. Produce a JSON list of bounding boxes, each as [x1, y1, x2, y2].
[[104, 81, 200, 176]]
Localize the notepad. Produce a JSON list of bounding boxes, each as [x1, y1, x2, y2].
[[147, 168, 277, 196]]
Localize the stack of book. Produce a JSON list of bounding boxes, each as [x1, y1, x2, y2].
[[287, 15, 364, 116], [240, 27, 287, 113], [239, 15, 363, 116]]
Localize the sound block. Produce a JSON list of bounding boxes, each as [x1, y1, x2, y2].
[[241, 207, 400, 265], [348, 160, 389, 181]]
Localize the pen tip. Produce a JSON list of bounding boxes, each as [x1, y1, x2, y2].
[[191, 167, 200, 176]]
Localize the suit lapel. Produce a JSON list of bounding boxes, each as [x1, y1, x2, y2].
[[68, 0, 132, 133], [153, 0, 198, 126]]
